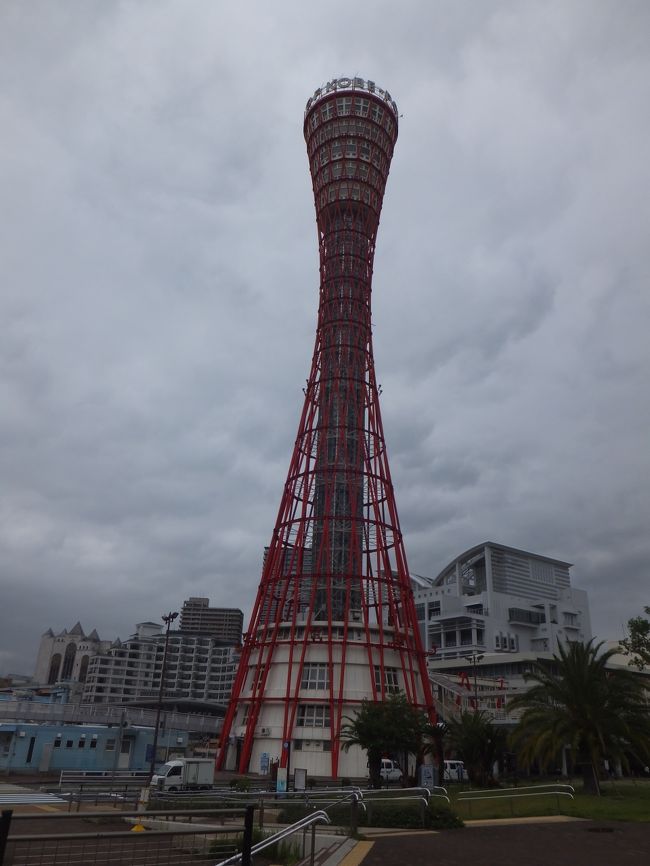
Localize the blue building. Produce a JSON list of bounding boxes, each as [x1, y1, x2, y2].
[[0, 721, 188, 774]]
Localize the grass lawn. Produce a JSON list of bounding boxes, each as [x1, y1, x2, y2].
[[451, 779, 650, 823]]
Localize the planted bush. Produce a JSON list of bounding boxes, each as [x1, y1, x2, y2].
[[212, 827, 301, 865], [276, 800, 463, 830]]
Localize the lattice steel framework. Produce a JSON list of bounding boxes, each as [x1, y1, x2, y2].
[[217, 80, 435, 776]]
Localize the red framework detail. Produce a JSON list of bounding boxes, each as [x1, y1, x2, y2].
[[217, 83, 435, 776]]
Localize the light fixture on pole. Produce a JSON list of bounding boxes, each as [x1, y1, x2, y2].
[[149, 610, 179, 782], [463, 650, 484, 710]]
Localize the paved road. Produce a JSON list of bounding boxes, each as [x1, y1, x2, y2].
[[357, 819, 650, 866]]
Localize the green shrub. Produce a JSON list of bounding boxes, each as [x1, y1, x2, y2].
[[212, 827, 301, 865], [364, 802, 463, 830], [229, 776, 252, 792]]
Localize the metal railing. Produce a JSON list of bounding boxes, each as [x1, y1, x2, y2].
[[59, 769, 149, 786], [151, 783, 447, 838], [456, 783, 575, 817], [1, 806, 252, 866], [214, 809, 331, 866], [0, 700, 220, 734]]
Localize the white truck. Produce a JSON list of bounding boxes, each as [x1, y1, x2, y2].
[[151, 758, 215, 791]]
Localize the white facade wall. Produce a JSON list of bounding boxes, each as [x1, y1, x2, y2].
[[33, 626, 110, 687], [82, 626, 239, 707], [412, 542, 592, 663], [224, 628, 408, 779]]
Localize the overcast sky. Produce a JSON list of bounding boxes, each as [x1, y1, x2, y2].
[[1, 0, 649, 674]]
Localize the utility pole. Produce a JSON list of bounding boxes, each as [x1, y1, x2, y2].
[[149, 611, 178, 782]]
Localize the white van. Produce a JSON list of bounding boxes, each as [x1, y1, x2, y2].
[[368, 758, 403, 783], [379, 759, 403, 782], [443, 759, 468, 782]]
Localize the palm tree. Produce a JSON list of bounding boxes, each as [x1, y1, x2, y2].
[[340, 693, 427, 787], [509, 639, 650, 794], [445, 710, 506, 787]]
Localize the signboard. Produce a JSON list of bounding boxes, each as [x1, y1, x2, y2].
[[293, 767, 307, 792], [305, 77, 398, 116], [260, 752, 270, 775], [276, 767, 288, 794], [419, 764, 437, 789]]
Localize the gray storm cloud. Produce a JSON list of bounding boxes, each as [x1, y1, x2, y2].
[[1, 0, 649, 671]]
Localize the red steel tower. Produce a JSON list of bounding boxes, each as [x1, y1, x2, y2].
[[218, 77, 435, 778]]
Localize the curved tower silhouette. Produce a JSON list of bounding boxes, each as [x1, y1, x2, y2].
[[218, 77, 435, 778]]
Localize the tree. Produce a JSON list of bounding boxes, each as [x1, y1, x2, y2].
[[509, 639, 650, 795], [340, 693, 429, 788], [620, 606, 650, 670], [445, 711, 506, 787]]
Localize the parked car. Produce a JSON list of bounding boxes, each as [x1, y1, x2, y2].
[[443, 759, 468, 782], [369, 758, 402, 783]]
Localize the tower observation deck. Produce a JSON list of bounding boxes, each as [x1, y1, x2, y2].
[[217, 78, 435, 778]]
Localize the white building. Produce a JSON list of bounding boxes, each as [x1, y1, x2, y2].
[[81, 623, 240, 711], [81, 622, 162, 705], [411, 542, 592, 720], [33, 623, 111, 692]]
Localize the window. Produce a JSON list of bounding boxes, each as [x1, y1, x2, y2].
[[61, 642, 77, 680], [428, 601, 441, 618], [354, 98, 369, 117], [53, 737, 62, 749], [296, 705, 330, 727], [65, 740, 73, 749], [508, 608, 545, 625], [415, 604, 425, 621], [531, 561, 553, 584], [105, 738, 116, 752], [374, 666, 400, 695], [48, 653, 62, 685], [444, 631, 457, 647], [90, 740, 97, 749], [336, 96, 352, 116], [78, 739, 85, 748], [300, 663, 329, 690]]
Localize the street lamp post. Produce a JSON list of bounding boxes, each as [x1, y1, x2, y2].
[[149, 611, 179, 782], [463, 650, 484, 711]]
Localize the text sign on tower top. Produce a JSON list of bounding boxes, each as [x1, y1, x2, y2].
[[305, 77, 398, 117]]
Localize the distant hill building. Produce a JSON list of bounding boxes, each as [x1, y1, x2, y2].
[[31, 599, 243, 714], [33, 623, 111, 692]]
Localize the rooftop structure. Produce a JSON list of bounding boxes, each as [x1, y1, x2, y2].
[[179, 598, 243, 643]]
